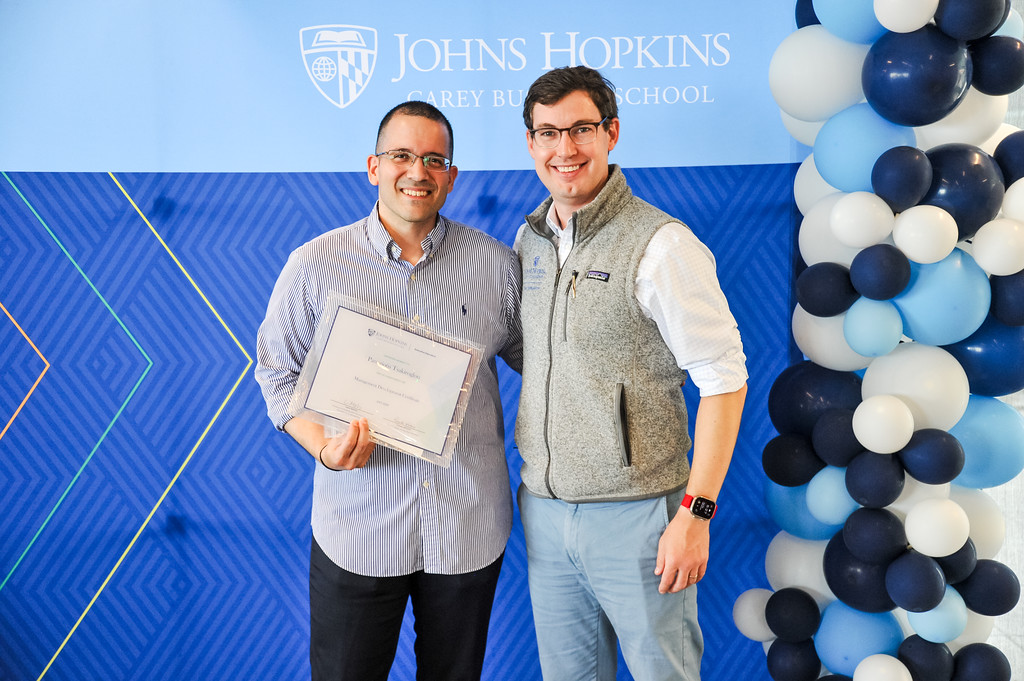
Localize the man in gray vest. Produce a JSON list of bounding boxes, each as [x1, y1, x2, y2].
[[514, 66, 748, 680]]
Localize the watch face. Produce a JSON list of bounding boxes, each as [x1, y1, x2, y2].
[[690, 496, 716, 519]]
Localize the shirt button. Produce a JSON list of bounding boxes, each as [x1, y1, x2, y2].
[[422, 480, 430, 488], [413, 314, 420, 323], [411, 273, 416, 281]]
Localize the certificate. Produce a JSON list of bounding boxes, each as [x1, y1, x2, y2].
[[288, 293, 483, 467]]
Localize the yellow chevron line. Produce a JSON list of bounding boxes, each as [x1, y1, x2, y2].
[[37, 174, 254, 680], [0, 299, 50, 442]]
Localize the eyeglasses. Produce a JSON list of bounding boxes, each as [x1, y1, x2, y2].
[[375, 149, 452, 172], [528, 117, 608, 149]]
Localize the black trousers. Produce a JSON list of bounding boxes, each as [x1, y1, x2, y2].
[[309, 537, 504, 681]]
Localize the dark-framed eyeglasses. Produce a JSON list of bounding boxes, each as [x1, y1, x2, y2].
[[528, 117, 608, 149], [374, 149, 452, 172]]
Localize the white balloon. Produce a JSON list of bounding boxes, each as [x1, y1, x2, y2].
[[948, 485, 1006, 559], [765, 531, 835, 607], [853, 654, 912, 681], [733, 588, 776, 642], [768, 25, 870, 122], [781, 109, 824, 148], [889, 478, 951, 520], [853, 394, 915, 454], [861, 343, 970, 430], [799, 193, 861, 267], [795, 154, 842, 216], [905, 498, 971, 557], [980, 122, 1020, 156], [948, 610, 995, 652], [793, 305, 873, 372], [995, 7, 1024, 40], [831, 191, 896, 248], [1003, 178, 1024, 223], [873, 0, 939, 33], [915, 89, 1009, 149], [970, 217, 1024, 276], [892, 205, 959, 264]]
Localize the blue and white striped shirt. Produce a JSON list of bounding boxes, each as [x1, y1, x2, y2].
[[255, 205, 523, 577]]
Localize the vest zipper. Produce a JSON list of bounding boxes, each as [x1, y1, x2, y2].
[[541, 260, 564, 498]]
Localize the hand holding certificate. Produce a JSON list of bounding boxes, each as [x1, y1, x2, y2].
[[289, 294, 483, 467]]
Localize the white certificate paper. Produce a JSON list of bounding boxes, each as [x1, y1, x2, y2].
[[289, 294, 482, 467]]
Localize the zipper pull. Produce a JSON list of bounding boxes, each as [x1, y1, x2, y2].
[[570, 270, 578, 298]]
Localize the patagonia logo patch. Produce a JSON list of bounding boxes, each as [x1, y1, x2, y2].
[[585, 270, 610, 282]]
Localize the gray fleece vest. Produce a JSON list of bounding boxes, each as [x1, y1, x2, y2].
[[516, 166, 692, 502]]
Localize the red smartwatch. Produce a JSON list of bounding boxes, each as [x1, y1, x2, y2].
[[682, 494, 717, 520]]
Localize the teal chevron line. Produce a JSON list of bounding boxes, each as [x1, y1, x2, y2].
[[0, 171, 153, 593]]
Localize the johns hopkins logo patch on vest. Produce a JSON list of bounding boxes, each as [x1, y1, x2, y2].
[[300, 25, 377, 109]]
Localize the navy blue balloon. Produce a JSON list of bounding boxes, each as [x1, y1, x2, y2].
[[862, 25, 971, 127], [993, 130, 1024, 187], [767, 639, 821, 681], [952, 643, 1011, 681], [955, 559, 1021, 616], [843, 507, 907, 565], [872, 146, 934, 213], [766, 587, 822, 642], [990, 270, 1024, 326], [898, 635, 954, 681], [823, 531, 896, 613], [846, 450, 905, 508], [921, 143, 1006, 241], [811, 408, 862, 467], [886, 550, 947, 612], [768, 362, 863, 438], [936, 539, 978, 585], [942, 313, 1024, 397], [763, 433, 827, 486], [795, 0, 819, 28], [934, 0, 1010, 41], [896, 428, 965, 485], [796, 263, 858, 317], [969, 36, 1024, 96], [850, 244, 911, 300]]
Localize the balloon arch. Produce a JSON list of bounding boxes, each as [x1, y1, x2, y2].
[[735, 1, 1024, 680]]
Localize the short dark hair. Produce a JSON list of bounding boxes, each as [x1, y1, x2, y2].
[[376, 101, 455, 159], [523, 66, 618, 131]]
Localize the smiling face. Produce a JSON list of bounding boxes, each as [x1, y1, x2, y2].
[[527, 89, 619, 227], [367, 113, 458, 239]]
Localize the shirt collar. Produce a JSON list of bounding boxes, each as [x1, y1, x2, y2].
[[367, 202, 448, 263]]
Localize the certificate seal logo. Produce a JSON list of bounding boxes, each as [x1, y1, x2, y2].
[[300, 25, 378, 109]]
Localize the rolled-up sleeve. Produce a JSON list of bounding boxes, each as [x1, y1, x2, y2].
[[635, 222, 748, 397], [254, 251, 316, 430]]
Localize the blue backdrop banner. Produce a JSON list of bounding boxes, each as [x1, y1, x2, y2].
[[0, 1, 798, 171]]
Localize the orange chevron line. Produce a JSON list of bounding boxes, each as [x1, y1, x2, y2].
[[0, 299, 50, 442]]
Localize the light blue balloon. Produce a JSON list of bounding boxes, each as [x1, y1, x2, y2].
[[844, 298, 903, 357], [906, 586, 968, 643], [950, 395, 1024, 488], [764, 480, 843, 540], [814, 104, 917, 192], [812, 0, 887, 44], [814, 601, 903, 677], [995, 8, 1024, 39], [806, 465, 859, 525], [893, 249, 991, 346]]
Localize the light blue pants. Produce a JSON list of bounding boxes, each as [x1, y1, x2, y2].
[[518, 486, 704, 681]]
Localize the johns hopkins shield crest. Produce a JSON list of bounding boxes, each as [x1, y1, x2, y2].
[[300, 25, 377, 109]]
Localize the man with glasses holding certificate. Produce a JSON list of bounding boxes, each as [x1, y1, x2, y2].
[[514, 66, 748, 680], [255, 101, 522, 681]]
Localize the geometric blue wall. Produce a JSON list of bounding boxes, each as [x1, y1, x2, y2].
[[1, 163, 796, 680]]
